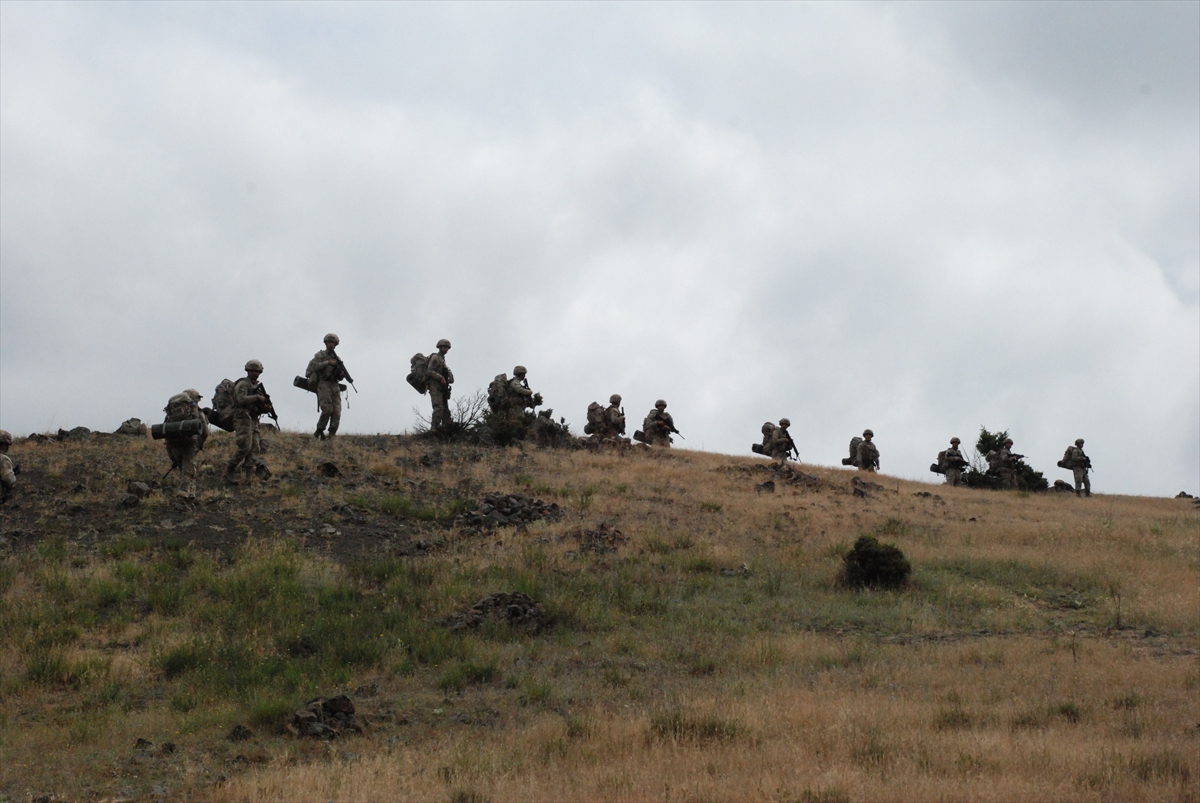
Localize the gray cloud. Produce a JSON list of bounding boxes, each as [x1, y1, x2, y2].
[[2, 1, 1196, 495]]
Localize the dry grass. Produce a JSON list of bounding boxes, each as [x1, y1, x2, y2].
[[0, 433, 1196, 802]]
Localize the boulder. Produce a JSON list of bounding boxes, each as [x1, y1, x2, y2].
[[114, 418, 148, 437]]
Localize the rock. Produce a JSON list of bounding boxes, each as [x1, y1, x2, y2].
[[228, 724, 254, 742], [159, 741, 176, 755], [354, 682, 380, 698], [317, 461, 340, 477], [127, 481, 152, 498], [150, 784, 168, 798], [57, 426, 93, 442], [445, 591, 547, 635], [27, 433, 51, 444], [755, 480, 775, 494], [454, 492, 562, 531], [1177, 491, 1194, 499], [135, 737, 154, 751], [1051, 479, 1076, 493], [118, 494, 141, 509], [114, 418, 148, 437], [324, 694, 355, 715]]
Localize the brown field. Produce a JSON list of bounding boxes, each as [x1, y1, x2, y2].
[[0, 430, 1196, 802]]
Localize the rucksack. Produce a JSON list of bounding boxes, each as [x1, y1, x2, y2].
[[164, 395, 198, 423], [842, 436, 862, 466], [407, 353, 428, 395], [487, 374, 510, 412], [583, 402, 604, 435], [212, 379, 235, 412]]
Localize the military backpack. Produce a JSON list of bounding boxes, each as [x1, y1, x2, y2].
[[842, 436, 862, 466], [583, 402, 605, 435], [407, 354, 429, 395], [487, 374, 510, 412]]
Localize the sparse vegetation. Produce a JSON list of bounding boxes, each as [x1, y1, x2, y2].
[[0, 430, 1195, 801]]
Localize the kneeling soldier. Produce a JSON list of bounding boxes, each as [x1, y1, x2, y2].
[[639, 400, 678, 447]]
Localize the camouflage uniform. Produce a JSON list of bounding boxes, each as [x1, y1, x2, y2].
[[0, 430, 15, 501], [602, 395, 626, 438], [163, 390, 208, 497], [306, 336, 344, 438], [225, 362, 271, 482], [943, 438, 965, 487], [1064, 440, 1091, 497], [508, 370, 537, 411], [994, 441, 1017, 488], [642, 402, 676, 447], [857, 430, 879, 472], [426, 340, 454, 431], [767, 419, 794, 463]]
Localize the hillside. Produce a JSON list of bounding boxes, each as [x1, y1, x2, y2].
[[0, 430, 1197, 803]]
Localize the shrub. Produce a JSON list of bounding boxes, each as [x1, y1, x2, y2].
[[841, 535, 911, 590]]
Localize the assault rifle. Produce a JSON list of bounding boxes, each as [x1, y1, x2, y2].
[[258, 385, 280, 428], [327, 349, 357, 393], [783, 432, 799, 458]]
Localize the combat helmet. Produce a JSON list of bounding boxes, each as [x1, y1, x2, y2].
[[609, 394, 622, 405], [245, 359, 264, 372], [950, 437, 960, 444], [779, 418, 791, 427], [0, 430, 11, 446], [185, 389, 203, 402], [513, 365, 527, 376], [324, 333, 340, 345], [863, 429, 874, 438], [655, 399, 667, 408], [437, 338, 451, 349], [1075, 438, 1085, 446], [1004, 438, 1014, 446]]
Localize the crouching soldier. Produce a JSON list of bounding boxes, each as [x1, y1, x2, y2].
[[752, 422, 777, 456], [162, 389, 208, 497], [225, 360, 274, 484], [636, 399, 679, 447], [0, 430, 16, 502], [1061, 438, 1092, 497], [768, 418, 797, 464]]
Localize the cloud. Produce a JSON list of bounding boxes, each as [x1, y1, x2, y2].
[[1, 1, 1196, 495]]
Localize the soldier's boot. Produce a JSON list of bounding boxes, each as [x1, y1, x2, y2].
[[326, 426, 337, 438], [255, 461, 272, 480], [314, 430, 325, 440], [224, 467, 241, 486]]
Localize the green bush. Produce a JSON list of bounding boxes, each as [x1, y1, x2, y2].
[[841, 535, 911, 590]]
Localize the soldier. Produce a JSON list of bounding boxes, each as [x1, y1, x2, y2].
[[507, 366, 542, 414], [640, 400, 678, 447], [425, 339, 454, 431], [306, 333, 347, 440], [603, 394, 626, 438], [768, 418, 797, 463], [1063, 438, 1092, 497], [162, 389, 208, 497], [988, 438, 1021, 488], [752, 421, 777, 456], [857, 429, 880, 472], [224, 359, 274, 484], [942, 437, 966, 487], [0, 430, 16, 502]]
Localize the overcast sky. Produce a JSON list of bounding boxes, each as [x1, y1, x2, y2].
[[2, 1, 1197, 496]]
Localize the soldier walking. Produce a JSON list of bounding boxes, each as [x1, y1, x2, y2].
[[162, 389, 208, 497], [942, 437, 966, 487], [225, 359, 273, 484], [307, 333, 347, 440], [426, 339, 454, 431], [1062, 438, 1092, 497]]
